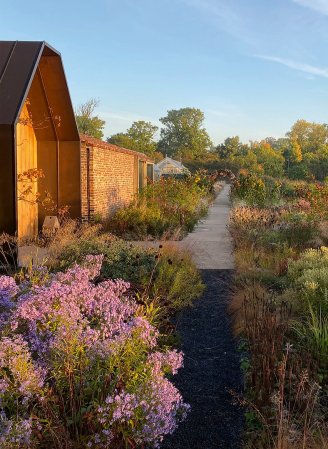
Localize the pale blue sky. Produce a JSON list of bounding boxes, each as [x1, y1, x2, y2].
[[2, 0, 328, 143]]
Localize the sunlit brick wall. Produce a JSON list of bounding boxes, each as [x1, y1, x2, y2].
[[80, 142, 138, 220]]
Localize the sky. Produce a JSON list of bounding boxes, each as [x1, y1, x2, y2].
[[1, 0, 328, 144]]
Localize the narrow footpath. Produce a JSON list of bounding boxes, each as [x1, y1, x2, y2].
[[162, 183, 244, 449]]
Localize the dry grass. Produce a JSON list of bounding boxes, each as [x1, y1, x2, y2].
[[46, 219, 115, 267]]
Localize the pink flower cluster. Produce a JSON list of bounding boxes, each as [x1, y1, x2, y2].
[[0, 275, 17, 310], [91, 370, 189, 448], [0, 255, 189, 447]]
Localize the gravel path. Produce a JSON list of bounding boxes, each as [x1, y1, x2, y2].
[[162, 184, 244, 449], [162, 270, 244, 449]]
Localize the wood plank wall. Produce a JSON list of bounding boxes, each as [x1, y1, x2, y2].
[[16, 103, 38, 241]]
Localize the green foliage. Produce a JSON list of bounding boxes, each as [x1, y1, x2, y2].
[[230, 172, 328, 447], [287, 119, 328, 155], [288, 247, 328, 311], [216, 136, 244, 159], [106, 175, 214, 240], [158, 108, 212, 159], [107, 120, 160, 157], [75, 98, 105, 139], [232, 171, 281, 207], [151, 246, 204, 310], [294, 304, 328, 384], [211, 119, 328, 181], [46, 220, 204, 312], [106, 132, 136, 149], [252, 142, 285, 178]]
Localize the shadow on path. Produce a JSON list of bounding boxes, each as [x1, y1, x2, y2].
[[162, 269, 244, 449]]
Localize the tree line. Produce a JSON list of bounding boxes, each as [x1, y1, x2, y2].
[[75, 99, 328, 181]]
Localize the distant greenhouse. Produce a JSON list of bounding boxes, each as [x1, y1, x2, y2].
[[154, 156, 191, 180]]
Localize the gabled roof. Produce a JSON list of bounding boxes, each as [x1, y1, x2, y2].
[[0, 41, 79, 140], [80, 134, 154, 162], [155, 156, 189, 171], [0, 41, 56, 125]]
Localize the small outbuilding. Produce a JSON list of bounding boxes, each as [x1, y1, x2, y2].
[[0, 40, 154, 245], [80, 134, 154, 220], [154, 156, 191, 180], [0, 41, 81, 241]]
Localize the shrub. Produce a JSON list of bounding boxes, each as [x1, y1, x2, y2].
[[288, 247, 328, 311], [232, 172, 267, 206], [150, 245, 204, 310], [232, 172, 281, 207], [294, 304, 328, 385], [0, 257, 189, 448], [105, 175, 214, 240], [47, 221, 204, 313]]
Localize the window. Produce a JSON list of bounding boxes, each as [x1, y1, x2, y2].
[[146, 164, 154, 183], [139, 161, 145, 190]]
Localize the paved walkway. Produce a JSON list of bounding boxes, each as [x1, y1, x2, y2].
[[162, 183, 244, 449], [182, 182, 234, 269]]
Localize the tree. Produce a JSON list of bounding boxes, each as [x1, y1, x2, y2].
[[216, 136, 241, 159], [75, 98, 105, 139], [127, 121, 158, 155], [251, 141, 285, 178], [107, 120, 159, 157], [107, 133, 135, 149], [158, 108, 212, 159], [287, 119, 328, 154]]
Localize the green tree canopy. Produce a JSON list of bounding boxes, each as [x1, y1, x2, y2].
[[158, 108, 212, 159], [107, 120, 159, 157], [287, 119, 328, 154], [75, 98, 105, 139], [216, 136, 249, 159], [107, 133, 136, 149], [251, 141, 285, 178]]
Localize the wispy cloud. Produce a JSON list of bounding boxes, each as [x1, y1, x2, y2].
[[99, 110, 161, 126], [255, 54, 328, 78], [206, 109, 227, 118], [180, 0, 254, 44], [206, 103, 245, 119], [292, 0, 328, 16]]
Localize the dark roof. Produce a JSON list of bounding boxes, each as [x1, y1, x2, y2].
[[0, 40, 80, 145], [80, 134, 154, 162], [0, 41, 61, 125]]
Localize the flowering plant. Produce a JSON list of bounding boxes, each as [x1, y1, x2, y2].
[[0, 256, 188, 448]]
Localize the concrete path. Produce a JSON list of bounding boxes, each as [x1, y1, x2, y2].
[[132, 182, 234, 269], [182, 182, 234, 269]]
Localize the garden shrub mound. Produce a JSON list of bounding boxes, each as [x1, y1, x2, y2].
[[105, 171, 217, 240], [47, 220, 204, 313], [229, 171, 328, 449], [0, 256, 190, 448]]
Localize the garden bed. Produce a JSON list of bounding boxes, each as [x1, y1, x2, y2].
[[104, 171, 219, 241], [0, 216, 206, 448], [229, 172, 328, 449]]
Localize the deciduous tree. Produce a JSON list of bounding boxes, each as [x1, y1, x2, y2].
[[158, 108, 212, 159], [75, 98, 105, 139], [107, 121, 159, 157]]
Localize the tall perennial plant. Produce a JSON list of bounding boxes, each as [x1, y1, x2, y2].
[[0, 255, 188, 448]]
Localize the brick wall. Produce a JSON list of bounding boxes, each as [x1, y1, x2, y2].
[[80, 138, 153, 221]]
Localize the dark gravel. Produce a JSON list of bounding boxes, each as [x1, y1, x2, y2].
[[162, 269, 244, 449]]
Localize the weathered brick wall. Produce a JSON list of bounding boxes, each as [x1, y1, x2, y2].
[[81, 142, 138, 220]]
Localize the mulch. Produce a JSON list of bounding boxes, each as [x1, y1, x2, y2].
[[162, 269, 244, 449]]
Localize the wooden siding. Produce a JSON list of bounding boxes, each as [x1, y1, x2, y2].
[[16, 104, 38, 240]]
